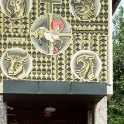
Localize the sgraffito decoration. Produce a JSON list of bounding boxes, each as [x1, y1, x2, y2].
[[69, 0, 101, 21], [0, 0, 109, 82], [70, 50, 102, 81], [1, 48, 32, 79], [0, 0, 32, 19]]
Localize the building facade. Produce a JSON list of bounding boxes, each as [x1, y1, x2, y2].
[[0, 0, 114, 123]]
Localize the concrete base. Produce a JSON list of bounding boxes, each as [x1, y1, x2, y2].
[[0, 95, 7, 124]]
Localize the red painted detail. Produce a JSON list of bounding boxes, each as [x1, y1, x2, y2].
[[52, 37, 58, 53], [51, 19, 64, 32], [44, 111, 52, 117]]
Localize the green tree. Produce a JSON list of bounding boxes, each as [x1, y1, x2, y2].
[[108, 5, 124, 124]]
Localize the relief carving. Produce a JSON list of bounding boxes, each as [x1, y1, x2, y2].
[[69, 0, 101, 21], [6, 52, 28, 78], [70, 50, 102, 81], [0, 0, 32, 19], [76, 54, 95, 80], [1, 48, 32, 79]]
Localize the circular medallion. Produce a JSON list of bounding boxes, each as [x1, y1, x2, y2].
[[70, 50, 102, 81], [0, 0, 32, 19], [30, 14, 72, 55], [69, 0, 101, 21], [1, 48, 32, 79]]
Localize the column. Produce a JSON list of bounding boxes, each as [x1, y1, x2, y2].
[[88, 97, 107, 124], [87, 110, 92, 124], [0, 95, 7, 124], [94, 96, 107, 124]]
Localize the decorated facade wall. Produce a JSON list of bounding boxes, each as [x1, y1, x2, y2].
[[0, 0, 109, 83]]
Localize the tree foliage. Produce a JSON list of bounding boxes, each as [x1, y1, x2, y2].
[[108, 5, 124, 124]]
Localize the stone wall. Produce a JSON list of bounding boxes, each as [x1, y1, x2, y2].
[[88, 96, 107, 124], [0, 95, 7, 124]]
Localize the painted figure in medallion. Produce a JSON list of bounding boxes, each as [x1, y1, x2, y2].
[[34, 21, 64, 54], [30, 14, 72, 55]]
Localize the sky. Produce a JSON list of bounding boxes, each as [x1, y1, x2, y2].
[[119, 0, 124, 7], [121, 0, 124, 6], [113, 0, 124, 16]]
